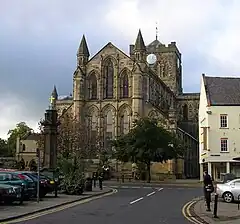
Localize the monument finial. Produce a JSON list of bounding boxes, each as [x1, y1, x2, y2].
[[49, 95, 55, 110]]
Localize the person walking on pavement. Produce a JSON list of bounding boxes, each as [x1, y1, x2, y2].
[[92, 172, 97, 188], [203, 171, 214, 211], [99, 172, 103, 190]]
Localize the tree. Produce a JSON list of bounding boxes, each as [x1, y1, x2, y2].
[[37, 112, 100, 172], [57, 113, 97, 161], [112, 117, 185, 183], [55, 113, 100, 194], [7, 122, 33, 156], [0, 138, 9, 157]]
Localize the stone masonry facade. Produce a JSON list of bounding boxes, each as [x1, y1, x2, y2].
[[50, 30, 200, 178]]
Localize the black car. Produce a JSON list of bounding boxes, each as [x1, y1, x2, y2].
[[0, 183, 23, 205], [19, 172, 55, 197]]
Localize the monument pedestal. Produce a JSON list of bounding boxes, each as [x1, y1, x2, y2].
[[41, 107, 60, 197]]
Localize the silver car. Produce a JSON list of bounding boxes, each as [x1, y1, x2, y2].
[[216, 178, 240, 203]]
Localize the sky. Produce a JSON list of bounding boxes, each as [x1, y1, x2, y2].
[[0, 0, 239, 139]]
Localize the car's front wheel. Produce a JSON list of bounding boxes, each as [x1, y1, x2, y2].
[[223, 192, 234, 203]]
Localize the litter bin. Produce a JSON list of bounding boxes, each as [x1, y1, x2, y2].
[[85, 177, 92, 191]]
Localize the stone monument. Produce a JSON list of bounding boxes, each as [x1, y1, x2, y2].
[[42, 95, 59, 169]]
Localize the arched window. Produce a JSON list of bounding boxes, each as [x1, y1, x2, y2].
[[188, 104, 193, 120], [87, 109, 98, 141], [183, 104, 188, 121], [121, 73, 129, 98], [88, 73, 97, 99], [104, 59, 114, 99], [120, 110, 129, 134], [104, 110, 113, 149]]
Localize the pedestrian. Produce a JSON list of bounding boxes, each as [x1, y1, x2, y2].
[[203, 171, 214, 211], [99, 172, 103, 190], [92, 172, 97, 188]]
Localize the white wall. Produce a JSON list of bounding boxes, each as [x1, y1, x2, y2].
[[199, 75, 240, 164], [207, 106, 240, 162], [198, 76, 209, 163]]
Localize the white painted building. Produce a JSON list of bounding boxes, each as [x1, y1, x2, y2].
[[199, 74, 240, 181]]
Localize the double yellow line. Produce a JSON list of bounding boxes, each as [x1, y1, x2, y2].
[[182, 199, 203, 224], [1, 189, 118, 224]]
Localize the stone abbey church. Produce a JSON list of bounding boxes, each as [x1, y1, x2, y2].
[[51, 30, 200, 178]]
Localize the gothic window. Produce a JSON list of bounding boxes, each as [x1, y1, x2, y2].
[[143, 76, 148, 101], [162, 63, 167, 77], [149, 78, 155, 102], [104, 109, 114, 149], [120, 110, 130, 134], [87, 108, 98, 143], [121, 72, 129, 98], [188, 104, 193, 120], [88, 73, 97, 99], [104, 59, 114, 99], [183, 104, 188, 121]]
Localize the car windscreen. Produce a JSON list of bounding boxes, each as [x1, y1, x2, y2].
[[0, 173, 11, 181], [31, 173, 49, 180], [24, 173, 38, 181]]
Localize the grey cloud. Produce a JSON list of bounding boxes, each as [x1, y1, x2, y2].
[[0, 0, 113, 115], [0, 0, 229, 128]]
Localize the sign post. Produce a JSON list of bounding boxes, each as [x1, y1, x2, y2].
[[36, 148, 40, 203]]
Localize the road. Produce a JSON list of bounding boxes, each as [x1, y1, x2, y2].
[[15, 185, 202, 224]]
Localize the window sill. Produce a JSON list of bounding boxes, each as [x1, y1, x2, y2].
[[219, 127, 229, 129], [220, 151, 229, 153]]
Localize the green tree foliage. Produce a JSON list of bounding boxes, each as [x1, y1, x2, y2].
[[7, 122, 33, 156], [57, 154, 85, 195], [0, 138, 9, 157], [112, 117, 185, 182]]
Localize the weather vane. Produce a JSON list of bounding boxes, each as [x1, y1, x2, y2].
[[156, 22, 158, 40]]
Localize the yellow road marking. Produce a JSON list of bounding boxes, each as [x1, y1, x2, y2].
[[182, 199, 203, 224], [2, 189, 117, 224]]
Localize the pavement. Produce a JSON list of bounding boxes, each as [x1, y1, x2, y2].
[[0, 188, 112, 223], [10, 184, 202, 224], [186, 196, 240, 223]]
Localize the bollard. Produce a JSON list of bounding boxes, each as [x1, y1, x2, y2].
[[54, 180, 58, 198], [121, 174, 124, 183], [238, 194, 240, 210], [213, 193, 218, 218]]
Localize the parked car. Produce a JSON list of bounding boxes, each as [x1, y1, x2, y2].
[[0, 172, 35, 199], [17, 171, 55, 197], [220, 173, 237, 183], [0, 183, 23, 205], [216, 178, 240, 203]]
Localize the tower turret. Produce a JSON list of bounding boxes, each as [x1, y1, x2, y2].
[[134, 29, 146, 62], [77, 35, 90, 67]]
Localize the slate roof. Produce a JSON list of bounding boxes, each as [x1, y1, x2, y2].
[[204, 75, 240, 105], [21, 132, 41, 141], [147, 39, 163, 52]]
